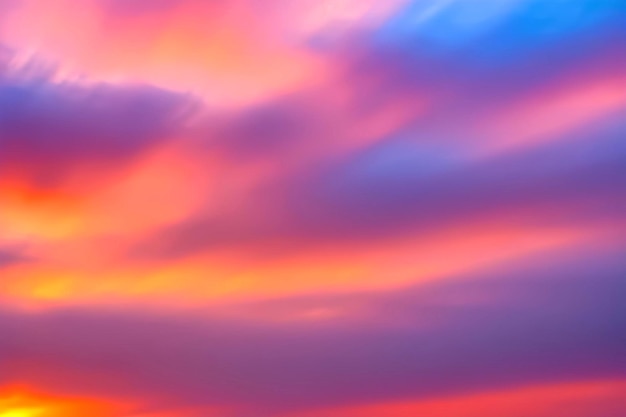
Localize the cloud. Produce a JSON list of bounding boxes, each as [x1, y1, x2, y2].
[[120, 0, 626, 261], [0, 3, 624, 416], [288, 113, 626, 239], [0, 0, 332, 105], [0, 56, 197, 189], [0, 243, 29, 269], [1, 247, 624, 415], [132, 110, 626, 261]]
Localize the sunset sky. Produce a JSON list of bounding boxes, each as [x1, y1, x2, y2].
[[0, 1, 625, 416]]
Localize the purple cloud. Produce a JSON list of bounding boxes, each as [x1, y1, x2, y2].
[[0, 56, 197, 188], [131, 111, 626, 261], [1, 246, 624, 415]]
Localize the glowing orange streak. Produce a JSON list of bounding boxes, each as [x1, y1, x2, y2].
[[0, 221, 593, 309], [0, 179, 85, 240], [298, 380, 626, 417], [0, 143, 206, 241]]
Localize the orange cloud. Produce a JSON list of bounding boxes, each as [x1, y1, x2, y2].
[[299, 380, 626, 417], [0, 220, 592, 309]]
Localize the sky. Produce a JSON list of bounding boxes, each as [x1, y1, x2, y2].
[[0, 0, 625, 416]]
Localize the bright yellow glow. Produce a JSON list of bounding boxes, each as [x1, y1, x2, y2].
[[0, 387, 131, 417], [0, 408, 44, 417]]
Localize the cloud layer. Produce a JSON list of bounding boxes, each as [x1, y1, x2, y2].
[[0, 1, 624, 416]]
